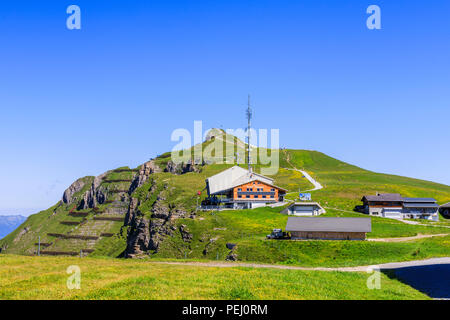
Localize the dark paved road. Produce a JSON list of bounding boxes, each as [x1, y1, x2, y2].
[[391, 264, 450, 299]]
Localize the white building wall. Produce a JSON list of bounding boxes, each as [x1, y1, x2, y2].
[[369, 206, 439, 221], [382, 208, 403, 219]]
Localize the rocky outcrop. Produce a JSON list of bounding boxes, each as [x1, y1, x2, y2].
[[129, 160, 161, 194], [225, 243, 238, 261], [124, 213, 175, 257], [179, 224, 193, 242], [123, 185, 189, 258], [124, 197, 140, 226], [79, 172, 109, 209], [124, 217, 151, 258], [226, 252, 238, 261], [164, 160, 199, 175], [202, 237, 218, 255], [13, 226, 30, 243], [62, 178, 87, 204]]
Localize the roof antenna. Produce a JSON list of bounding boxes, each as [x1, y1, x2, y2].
[[246, 94, 252, 173]]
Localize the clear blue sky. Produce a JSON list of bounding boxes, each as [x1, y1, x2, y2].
[[0, 0, 449, 215]]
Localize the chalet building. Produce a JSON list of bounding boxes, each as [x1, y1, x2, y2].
[[439, 202, 450, 217], [286, 217, 371, 240], [361, 193, 403, 219], [204, 166, 287, 209], [281, 202, 326, 216], [402, 198, 440, 221], [361, 193, 439, 221]]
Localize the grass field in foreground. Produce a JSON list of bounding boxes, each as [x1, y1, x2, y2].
[[0, 255, 429, 300]]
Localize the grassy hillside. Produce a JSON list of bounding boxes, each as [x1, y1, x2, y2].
[[0, 172, 129, 256], [281, 149, 450, 211], [141, 207, 450, 267], [0, 255, 429, 300], [1, 131, 449, 268]]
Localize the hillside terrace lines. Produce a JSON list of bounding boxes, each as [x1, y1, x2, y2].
[[41, 169, 134, 257]]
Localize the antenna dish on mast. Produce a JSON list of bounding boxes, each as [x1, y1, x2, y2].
[[246, 94, 252, 173]]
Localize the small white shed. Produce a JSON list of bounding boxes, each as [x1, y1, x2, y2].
[[281, 202, 326, 216]]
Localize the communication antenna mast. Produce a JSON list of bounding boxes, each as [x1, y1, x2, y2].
[[246, 95, 252, 172]]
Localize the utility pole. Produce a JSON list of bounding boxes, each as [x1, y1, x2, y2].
[[38, 236, 40, 256], [246, 94, 252, 173]]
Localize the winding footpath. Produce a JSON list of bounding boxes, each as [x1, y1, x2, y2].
[[153, 257, 450, 273], [153, 258, 450, 298], [367, 233, 449, 242], [284, 167, 323, 191], [282, 150, 323, 192]]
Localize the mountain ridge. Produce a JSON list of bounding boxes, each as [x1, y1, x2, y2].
[[1, 131, 449, 265]]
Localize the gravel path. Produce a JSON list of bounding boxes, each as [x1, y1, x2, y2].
[[282, 150, 323, 192], [284, 167, 323, 191], [153, 257, 450, 273], [368, 233, 449, 242]]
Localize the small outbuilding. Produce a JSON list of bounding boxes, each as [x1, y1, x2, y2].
[[440, 203, 450, 217], [286, 217, 371, 240], [281, 202, 326, 216]]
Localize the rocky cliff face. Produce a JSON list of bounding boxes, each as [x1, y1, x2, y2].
[[62, 178, 86, 204], [123, 172, 191, 258], [1, 154, 198, 257], [164, 160, 200, 175], [129, 160, 161, 194], [79, 172, 109, 210]]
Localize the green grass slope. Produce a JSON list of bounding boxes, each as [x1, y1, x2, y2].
[[281, 149, 450, 212], [0, 170, 133, 256], [1, 132, 449, 268], [0, 255, 429, 300]]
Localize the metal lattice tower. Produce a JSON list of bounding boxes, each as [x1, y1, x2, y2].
[[246, 94, 252, 172]]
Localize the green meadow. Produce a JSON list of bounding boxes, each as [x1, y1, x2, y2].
[[0, 255, 429, 300], [1, 136, 449, 284]]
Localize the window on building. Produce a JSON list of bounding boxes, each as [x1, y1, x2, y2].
[[238, 188, 242, 191], [246, 195, 250, 198], [271, 188, 275, 192], [238, 195, 242, 198], [262, 195, 266, 198]]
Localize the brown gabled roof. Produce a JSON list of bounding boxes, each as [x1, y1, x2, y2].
[[286, 217, 371, 233], [362, 193, 402, 202]]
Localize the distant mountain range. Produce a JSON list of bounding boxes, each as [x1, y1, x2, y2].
[[0, 215, 26, 239]]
